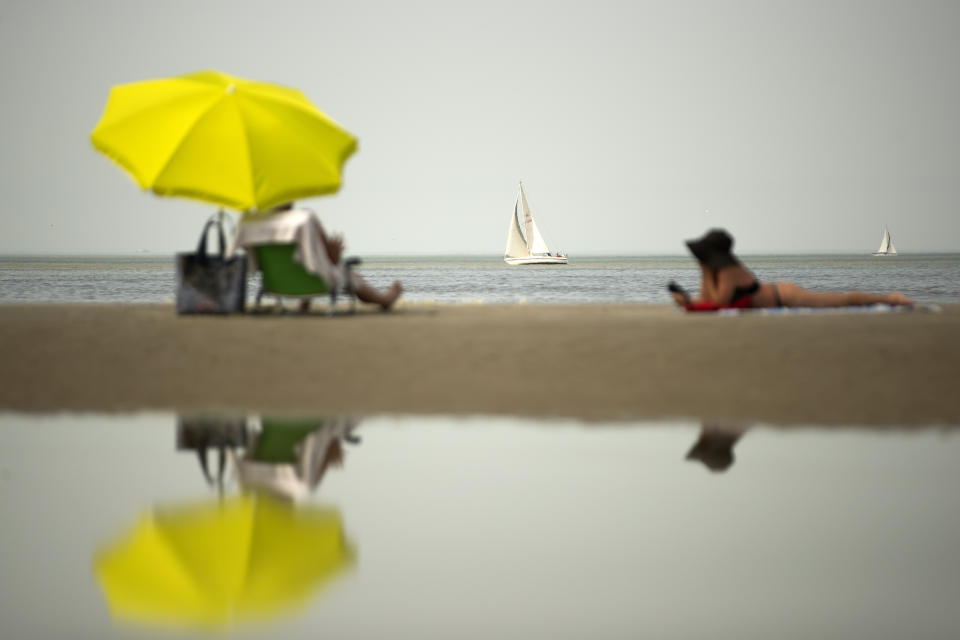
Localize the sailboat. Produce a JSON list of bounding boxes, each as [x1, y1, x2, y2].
[[872, 225, 898, 256], [504, 182, 568, 265]]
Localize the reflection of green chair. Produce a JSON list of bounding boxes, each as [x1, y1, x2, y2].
[[251, 418, 325, 463], [253, 244, 360, 315]]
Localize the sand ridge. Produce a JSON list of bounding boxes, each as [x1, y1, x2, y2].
[[1, 303, 958, 426]]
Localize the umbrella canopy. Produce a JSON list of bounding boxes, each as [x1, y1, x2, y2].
[[90, 70, 357, 211], [94, 494, 354, 630]]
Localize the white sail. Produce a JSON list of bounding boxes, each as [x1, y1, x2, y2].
[[877, 228, 890, 253], [518, 184, 551, 255], [504, 182, 567, 265], [528, 219, 551, 255], [873, 225, 898, 256], [504, 194, 528, 259]]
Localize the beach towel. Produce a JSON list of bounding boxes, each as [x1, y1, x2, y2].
[[682, 298, 753, 312], [684, 303, 941, 316]]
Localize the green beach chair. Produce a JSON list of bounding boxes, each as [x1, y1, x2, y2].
[[253, 244, 361, 315]]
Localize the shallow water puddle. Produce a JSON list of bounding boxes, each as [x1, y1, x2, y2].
[[1, 413, 958, 639]]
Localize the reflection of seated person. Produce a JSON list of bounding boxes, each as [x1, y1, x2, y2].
[[233, 417, 360, 501], [235, 202, 402, 310], [685, 423, 748, 473]]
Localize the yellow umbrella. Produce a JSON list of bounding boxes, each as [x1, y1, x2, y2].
[[90, 70, 357, 211], [94, 494, 354, 630]]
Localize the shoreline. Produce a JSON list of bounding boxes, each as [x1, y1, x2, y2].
[[2, 303, 959, 426]]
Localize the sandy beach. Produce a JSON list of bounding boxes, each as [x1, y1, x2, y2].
[[1, 303, 959, 426]]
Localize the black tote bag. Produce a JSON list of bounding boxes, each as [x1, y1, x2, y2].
[[176, 213, 247, 314]]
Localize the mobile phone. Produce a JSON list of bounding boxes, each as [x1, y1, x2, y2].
[[667, 281, 687, 296]]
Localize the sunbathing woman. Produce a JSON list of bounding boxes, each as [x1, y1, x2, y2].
[[671, 229, 914, 309]]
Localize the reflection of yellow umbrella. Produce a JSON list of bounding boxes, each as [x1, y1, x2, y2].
[[94, 494, 353, 630], [90, 70, 357, 211]]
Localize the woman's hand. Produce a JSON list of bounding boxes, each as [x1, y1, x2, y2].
[[671, 291, 690, 307], [667, 281, 691, 307]]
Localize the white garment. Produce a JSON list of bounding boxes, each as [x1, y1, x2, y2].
[[233, 207, 356, 289]]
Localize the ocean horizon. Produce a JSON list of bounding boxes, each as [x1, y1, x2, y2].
[[2, 253, 959, 305]]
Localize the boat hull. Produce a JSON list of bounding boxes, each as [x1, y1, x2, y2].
[[504, 256, 568, 265], [872, 252, 897, 256]]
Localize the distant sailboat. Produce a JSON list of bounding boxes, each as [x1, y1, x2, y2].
[[872, 225, 898, 256], [504, 182, 568, 265]]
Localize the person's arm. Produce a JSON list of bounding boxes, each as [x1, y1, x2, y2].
[[313, 218, 344, 265], [713, 266, 757, 305], [669, 281, 717, 308], [698, 264, 720, 302], [668, 282, 692, 307], [712, 275, 736, 305]]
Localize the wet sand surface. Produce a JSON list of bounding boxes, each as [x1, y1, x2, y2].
[[1, 303, 959, 425]]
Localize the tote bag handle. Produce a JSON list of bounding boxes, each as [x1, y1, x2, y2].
[[195, 210, 230, 260]]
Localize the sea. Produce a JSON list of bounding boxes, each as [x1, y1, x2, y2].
[[1, 253, 959, 305]]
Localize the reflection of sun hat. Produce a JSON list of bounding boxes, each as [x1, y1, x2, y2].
[[685, 438, 734, 472], [685, 426, 745, 473], [685, 229, 739, 269]]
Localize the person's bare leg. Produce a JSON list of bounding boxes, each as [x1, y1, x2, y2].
[[886, 292, 914, 305], [355, 279, 403, 310], [777, 282, 914, 307], [842, 291, 914, 306]]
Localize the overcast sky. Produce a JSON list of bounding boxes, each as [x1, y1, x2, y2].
[[1, 0, 958, 255]]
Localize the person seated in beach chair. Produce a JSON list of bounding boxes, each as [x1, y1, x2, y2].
[[232, 416, 361, 501], [235, 202, 402, 313], [669, 229, 913, 311]]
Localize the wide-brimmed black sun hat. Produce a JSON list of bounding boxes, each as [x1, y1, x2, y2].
[[685, 228, 739, 269]]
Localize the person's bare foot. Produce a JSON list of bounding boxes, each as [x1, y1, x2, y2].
[[379, 281, 403, 311], [888, 292, 914, 306]]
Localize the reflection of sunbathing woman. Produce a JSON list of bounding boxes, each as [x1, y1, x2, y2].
[[686, 423, 748, 473], [670, 229, 914, 310]]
